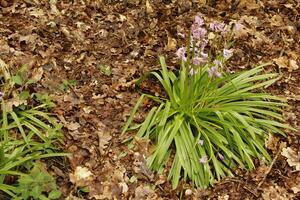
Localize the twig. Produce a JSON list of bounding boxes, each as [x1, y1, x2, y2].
[[257, 143, 285, 188]]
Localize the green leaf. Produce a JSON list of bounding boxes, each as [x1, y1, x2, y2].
[[19, 91, 30, 100], [48, 189, 61, 199], [12, 75, 23, 85]]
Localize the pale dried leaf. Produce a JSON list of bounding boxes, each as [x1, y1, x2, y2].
[[30, 67, 43, 83], [165, 34, 177, 51], [119, 182, 128, 194], [291, 185, 300, 194], [289, 60, 299, 71], [218, 194, 229, 200], [146, 0, 153, 14], [281, 147, 300, 171], [97, 129, 112, 154], [262, 184, 294, 200], [70, 166, 93, 186], [29, 8, 45, 17], [65, 122, 81, 131]]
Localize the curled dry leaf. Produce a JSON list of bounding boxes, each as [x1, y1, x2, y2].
[[273, 57, 298, 72], [291, 185, 300, 194], [65, 122, 81, 131], [165, 32, 177, 51], [69, 166, 93, 187], [281, 147, 300, 171], [97, 129, 112, 155], [118, 182, 128, 194]]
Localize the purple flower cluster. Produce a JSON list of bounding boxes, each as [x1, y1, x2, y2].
[[234, 20, 244, 32], [176, 47, 187, 61], [175, 14, 238, 78], [209, 22, 226, 32], [176, 14, 209, 65], [208, 67, 222, 78]]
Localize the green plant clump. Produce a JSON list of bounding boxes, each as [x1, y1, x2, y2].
[[123, 15, 293, 189], [13, 162, 61, 200], [0, 59, 67, 198]]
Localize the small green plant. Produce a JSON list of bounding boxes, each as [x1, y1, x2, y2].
[[13, 162, 61, 200], [0, 60, 68, 198], [98, 64, 112, 76], [59, 79, 77, 92], [123, 15, 293, 188]]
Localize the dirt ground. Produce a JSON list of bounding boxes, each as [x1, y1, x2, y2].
[[0, 0, 299, 199]]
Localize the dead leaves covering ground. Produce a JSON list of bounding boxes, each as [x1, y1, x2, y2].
[[0, 0, 299, 199]]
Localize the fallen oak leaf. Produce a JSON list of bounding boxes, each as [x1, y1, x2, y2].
[[273, 57, 298, 72], [281, 147, 300, 171]]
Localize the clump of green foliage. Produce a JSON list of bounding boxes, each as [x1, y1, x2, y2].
[[123, 15, 293, 188], [13, 162, 61, 200], [0, 59, 67, 198]]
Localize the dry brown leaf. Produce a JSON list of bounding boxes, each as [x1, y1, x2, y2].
[[165, 33, 177, 51], [273, 57, 298, 72], [118, 182, 128, 194], [29, 8, 45, 17], [262, 184, 294, 200], [281, 147, 300, 171], [134, 185, 157, 200], [30, 67, 43, 83], [269, 15, 284, 27], [6, 98, 27, 112], [265, 134, 280, 151], [65, 122, 81, 131], [69, 166, 93, 187], [289, 60, 299, 71], [97, 129, 112, 155], [49, 0, 60, 15], [218, 194, 229, 200], [291, 184, 300, 194], [146, 0, 154, 14], [238, 0, 263, 10]]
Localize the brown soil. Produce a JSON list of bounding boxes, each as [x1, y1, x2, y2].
[[0, 0, 299, 199]]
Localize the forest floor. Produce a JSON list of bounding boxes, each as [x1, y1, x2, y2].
[[0, 0, 299, 199]]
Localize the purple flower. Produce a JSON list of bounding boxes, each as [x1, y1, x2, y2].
[[213, 59, 222, 67], [200, 39, 208, 50], [176, 47, 187, 61], [198, 139, 204, 145], [234, 21, 244, 32], [199, 155, 208, 164], [218, 153, 224, 160], [223, 49, 233, 59], [192, 52, 208, 66], [208, 67, 222, 78], [194, 15, 204, 26], [209, 22, 226, 32], [192, 26, 207, 40], [0, 92, 4, 99], [192, 57, 202, 65], [201, 52, 208, 60]]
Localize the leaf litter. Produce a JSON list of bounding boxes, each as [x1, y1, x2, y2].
[[0, 0, 299, 199]]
